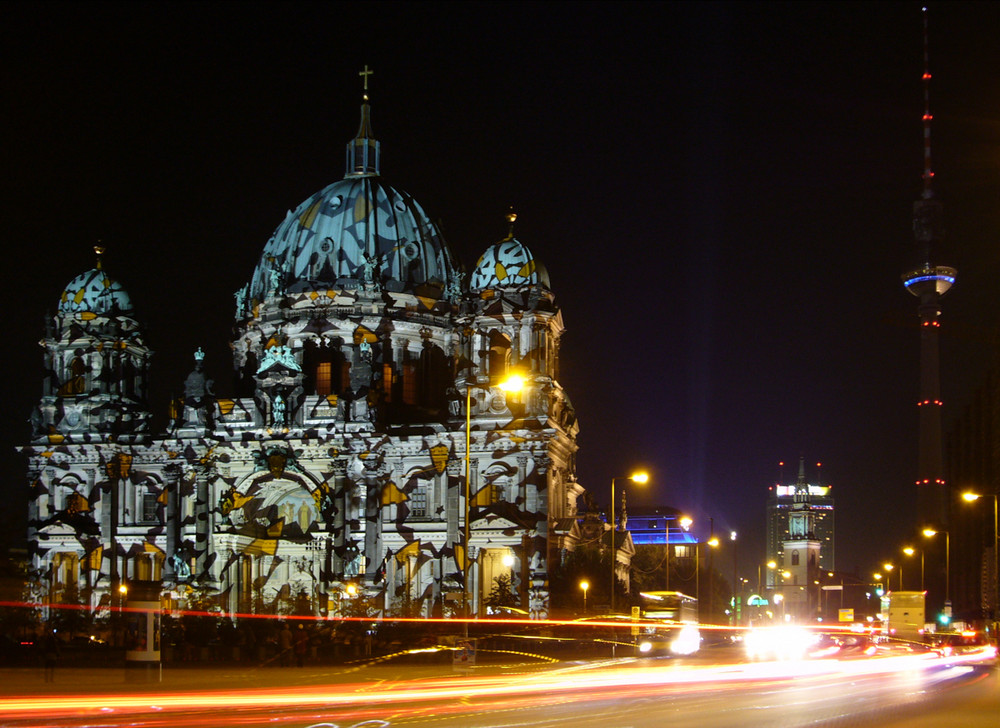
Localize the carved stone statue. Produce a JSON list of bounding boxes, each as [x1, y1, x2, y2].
[[169, 551, 191, 580], [182, 348, 214, 426], [360, 252, 382, 291]]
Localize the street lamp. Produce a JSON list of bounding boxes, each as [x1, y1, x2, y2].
[[922, 528, 950, 605], [883, 563, 899, 591], [962, 491, 999, 620], [903, 546, 923, 591], [463, 372, 524, 626], [665, 515, 692, 594], [730, 531, 739, 626], [692, 536, 720, 622], [610, 472, 648, 613], [580, 580, 589, 614], [758, 560, 776, 593]]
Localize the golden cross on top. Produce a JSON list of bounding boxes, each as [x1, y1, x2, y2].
[[359, 65, 373, 95]]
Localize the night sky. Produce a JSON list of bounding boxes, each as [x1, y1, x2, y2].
[[3, 2, 999, 581]]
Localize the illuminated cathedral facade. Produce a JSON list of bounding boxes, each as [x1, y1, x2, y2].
[[22, 88, 581, 620]]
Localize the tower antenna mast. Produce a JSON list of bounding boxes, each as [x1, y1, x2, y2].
[[902, 4, 956, 531]]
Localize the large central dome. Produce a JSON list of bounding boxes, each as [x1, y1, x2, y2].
[[246, 100, 459, 304]]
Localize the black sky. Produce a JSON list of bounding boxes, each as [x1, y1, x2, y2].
[[3, 1, 999, 580]]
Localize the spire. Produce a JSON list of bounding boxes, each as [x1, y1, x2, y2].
[[794, 456, 810, 503], [345, 65, 381, 178]]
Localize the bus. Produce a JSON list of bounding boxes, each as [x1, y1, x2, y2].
[[639, 591, 698, 623], [636, 591, 701, 655]]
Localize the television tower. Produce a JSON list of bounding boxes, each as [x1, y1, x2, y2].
[[901, 7, 955, 529]]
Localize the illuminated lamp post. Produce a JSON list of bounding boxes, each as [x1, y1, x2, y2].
[[580, 580, 589, 614], [666, 515, 692, 594], [883, 563, 899, 592], [730, 531, 738, 626], [694, 536, 720, 622], [903, 546, 923, 591], [609, 472, 648, 613], [758, 560, 776, 594], [922, 528, 950, 606], [962, 492, 998, 619], [463, 373, 524, 628]]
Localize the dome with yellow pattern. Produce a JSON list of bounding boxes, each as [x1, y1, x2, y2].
[[469, 213, 550, 291], [58, 249, 133, 316]]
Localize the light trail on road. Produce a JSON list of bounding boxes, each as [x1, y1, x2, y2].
[[1, 646, 995, 727]]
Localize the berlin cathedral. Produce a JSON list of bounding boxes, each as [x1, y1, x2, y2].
[[22, 82, 583, 620]]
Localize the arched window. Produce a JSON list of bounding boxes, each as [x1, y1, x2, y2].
[[419, 345, 449, 410], [304, 339, 346, 397], [487, 331, 511, 381], [791, 550, 800, 566]]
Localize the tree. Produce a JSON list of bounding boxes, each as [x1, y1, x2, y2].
[[549, 540, 612, 616], [485, 573, 518, 608], [49, 582, 94, 639]]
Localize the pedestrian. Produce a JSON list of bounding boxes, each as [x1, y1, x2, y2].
[[278, 623, 293, 666], [294, 625, 309, 667]]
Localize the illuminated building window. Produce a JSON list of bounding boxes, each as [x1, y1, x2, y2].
[[383, 363, 393, 402], [402, 362, 417, 405], [315, 362, 332, 396]]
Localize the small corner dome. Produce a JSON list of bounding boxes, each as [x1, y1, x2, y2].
[[469, 235, 550, 292], [58, 267, 133, 316]]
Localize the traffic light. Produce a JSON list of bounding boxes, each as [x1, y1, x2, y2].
[[875, 583, 884, 597], [938, 612, 950, 627]]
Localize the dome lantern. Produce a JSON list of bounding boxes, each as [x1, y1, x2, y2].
[[345, 66, 381, 179]]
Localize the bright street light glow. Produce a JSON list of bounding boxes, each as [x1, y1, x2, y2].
[[498, 373, 525, 392]]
